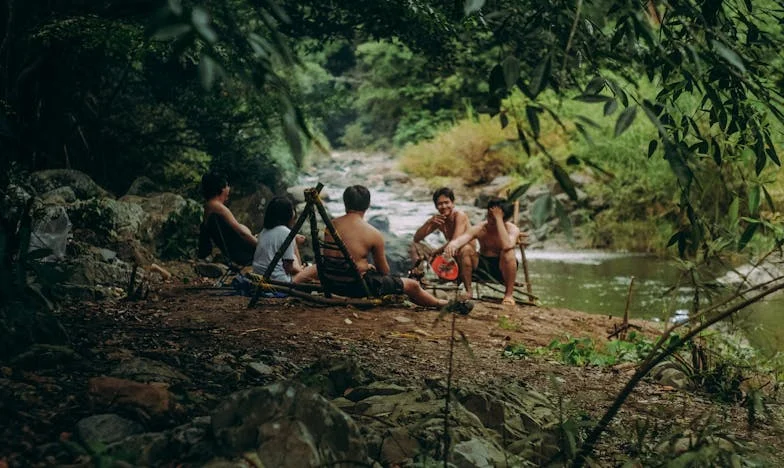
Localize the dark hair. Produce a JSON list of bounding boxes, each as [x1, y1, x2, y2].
[[201, 172, 227, 200], [343, 185, 371, 212], [263, 196, 295, 230], [432, 187, 455, 206], [487, 197, 514, 221]]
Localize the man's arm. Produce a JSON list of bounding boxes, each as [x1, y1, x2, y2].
[[215, 204, 256, 246], [413, 215, 444, 243], [489, 207, 518, 251], [443, 223, 484, 258], [451, 211, 471, 239], [371, 230, 391, 274]]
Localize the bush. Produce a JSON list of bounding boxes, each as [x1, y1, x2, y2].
[[399, 115, 520, 185]]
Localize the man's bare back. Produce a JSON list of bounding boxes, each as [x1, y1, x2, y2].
[[327, 213, 389, 275]]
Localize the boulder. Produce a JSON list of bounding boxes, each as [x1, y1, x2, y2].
[[30, 169, 112, 200], [76, 414, 144, 447], [229, 185, 275, 233], [367, 214, 390, 233], [125, 176, 161, 197], [111, 357, 191, 385], [453, 438, 508, 468], [195, 262, 227, 278], [102, 432, 169, 466], [211, 382, 369, 467], [37, 186, 77, 205], [88, 376, 175, 418]]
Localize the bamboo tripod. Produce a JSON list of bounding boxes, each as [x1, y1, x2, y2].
[[248, 183, 372, 308]]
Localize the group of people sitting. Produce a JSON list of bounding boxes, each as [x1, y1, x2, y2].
[[199, 173, 524, 307]]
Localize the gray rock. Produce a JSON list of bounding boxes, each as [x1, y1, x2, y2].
[[195, 262, 227, 278], [368, 214, 390, 233], [344, 381, 408, 402], [97, 248, 118, 262], [286, 185, 310, 204], [211, 382, 369, 467], [229, 185, 275, 234], [125, 176, 161, 197], [38, 186, 77, 204], [30, 169, 112, 200], [76, 414, 144, 447], [246, 362, 274, 377], [10, 344, 81, 369], [112, 357, 191, 385], [453, 438, 507, 468], [383, 171, 411, 185], [2, 184, 33, 221], [102, 432, 168, 466]]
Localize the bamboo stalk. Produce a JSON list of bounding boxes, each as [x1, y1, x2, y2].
[[519, 243, 533, 298]]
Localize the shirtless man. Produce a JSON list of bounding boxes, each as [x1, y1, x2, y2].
[[444, 198, 522, 305], [295, 185, 451, 308], [409, 187, 475, 287], [200, 172, 256, 264]]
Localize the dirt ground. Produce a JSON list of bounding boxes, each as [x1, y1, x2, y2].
[[3, 267, 783, 466]]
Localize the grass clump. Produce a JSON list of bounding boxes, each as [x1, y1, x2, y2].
[[399, 114, 519, 185]]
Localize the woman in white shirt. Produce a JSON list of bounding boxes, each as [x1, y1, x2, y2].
[[252, 197, 305, 282]]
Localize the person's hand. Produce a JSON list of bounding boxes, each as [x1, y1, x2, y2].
[[489, 206, 504, 221], [430, 214, 447, 227], [517, 231, 529, 246], [443, 242, 457, 259], [295, 234, 306, 245]]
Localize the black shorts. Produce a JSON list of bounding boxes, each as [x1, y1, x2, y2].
[[329, 271, 404, 298], [474, 255, 516, 284]]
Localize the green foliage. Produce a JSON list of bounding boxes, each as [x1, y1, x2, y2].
[[547, 333, 654, 367], [157, 201, 203, 260], [399, 114, 519, 185]]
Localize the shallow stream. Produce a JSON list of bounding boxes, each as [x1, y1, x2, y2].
[[299, 155, 784, 354]]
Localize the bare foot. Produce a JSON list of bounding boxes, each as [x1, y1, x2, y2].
[[501, 297, 515, 306]]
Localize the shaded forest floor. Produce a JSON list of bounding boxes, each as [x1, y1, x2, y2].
[[2, 267, 784, 466]]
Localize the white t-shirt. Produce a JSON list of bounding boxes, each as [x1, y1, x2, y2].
[[252, 225, 295, 282]]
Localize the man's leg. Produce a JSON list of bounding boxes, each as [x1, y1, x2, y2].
[[408, 242, 433, 278], [458, 244, 477, 298], [499, 248, 518, 304], [401, 278, 448, 308], [293, 264, 318, 283]]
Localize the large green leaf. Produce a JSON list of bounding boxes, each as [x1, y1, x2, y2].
[[748, 185, 760, 215], [528, 56, 551, 98], [507, 183, 532, 203], [738, 222, 759, 251], [531, 194, 552, 228], [526, 105, 541, 139], [614, 105, 637, 137], [502, 56, 520, 90], [712, 40, 746, 73], [554, 199, 574, 243], [464, 0, 485, 15], [552, 162, 578, 201]]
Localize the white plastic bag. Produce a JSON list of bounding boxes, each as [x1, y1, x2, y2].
[[29, 206, 72, 261]]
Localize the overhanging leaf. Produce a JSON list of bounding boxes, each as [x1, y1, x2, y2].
[[614, 105, 637, 137], [748, 185, 760, 215], [712, 40, 747, 73], [529, 56, 551, 98], [507, 183, 532, 202], [502, 56, 520, 90], [526, 106, 541, 139], [464, 0, 485, 15], [531, 194, 552, 228], [738, 223, 758, 251], [552, 162, 578, 201], [554, 199, 574, 242]]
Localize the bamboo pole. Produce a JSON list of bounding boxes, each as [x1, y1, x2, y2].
[[519, 243, 533, 298], [620, 276, 635, 340]]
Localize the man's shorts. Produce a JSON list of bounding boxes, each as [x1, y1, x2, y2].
[[474, 255, 517, 284], [330, 271, 404, 298]]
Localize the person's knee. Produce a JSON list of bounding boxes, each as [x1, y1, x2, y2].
[[401, 277, 419, 295]]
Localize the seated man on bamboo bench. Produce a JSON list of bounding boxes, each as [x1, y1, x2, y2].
[[443, 198, 524, 306], [296, 185, 461, 309]]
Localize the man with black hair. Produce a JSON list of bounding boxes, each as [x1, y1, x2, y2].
[[409, 187, 474, 285], [296, 185, 453, 308], [199, 172, 257, 264], [443, 198, 522, 305]]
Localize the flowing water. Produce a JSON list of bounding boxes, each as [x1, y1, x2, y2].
[[299, 157, 784, 354]]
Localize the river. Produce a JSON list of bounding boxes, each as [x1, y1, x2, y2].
[[298, 153, 784, 355]]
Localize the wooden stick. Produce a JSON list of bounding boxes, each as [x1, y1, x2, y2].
[[519, 243, 533, 298], [621, 276, 635, 340]]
